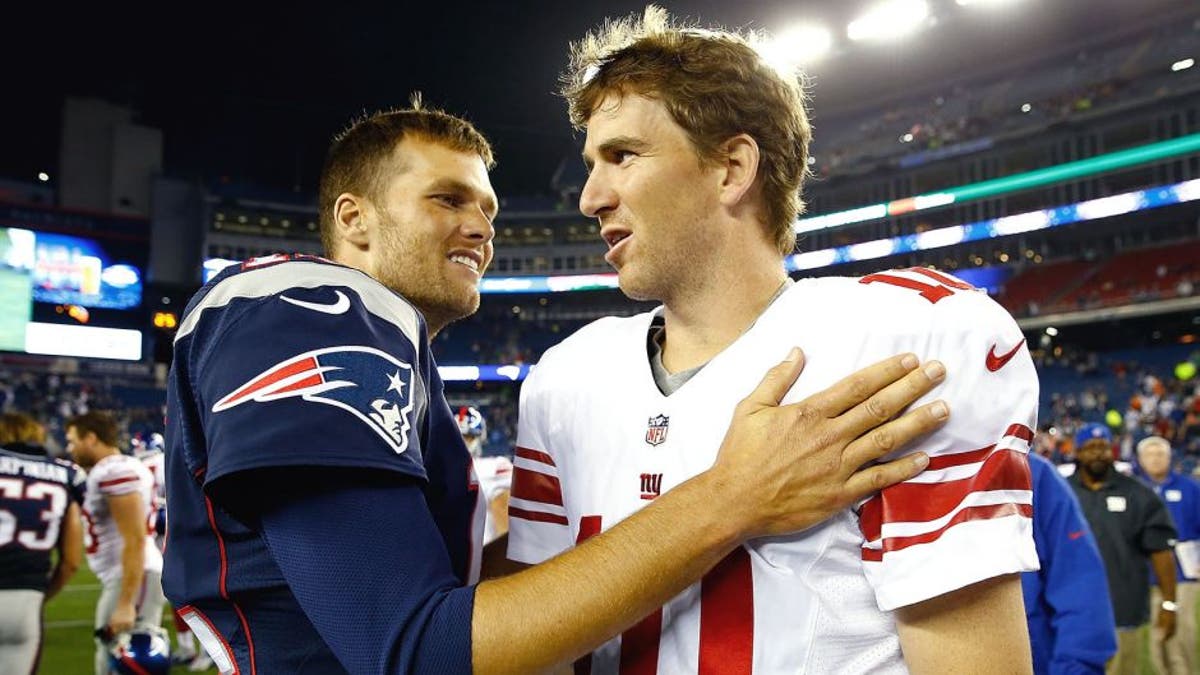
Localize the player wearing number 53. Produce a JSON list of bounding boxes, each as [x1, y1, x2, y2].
[[506, 8, 1041, 674], [0, 412, 86, 674]]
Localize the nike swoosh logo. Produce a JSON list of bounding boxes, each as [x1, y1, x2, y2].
[[280, 290, 351, 315], [1068, 530, 1086, 541], [986, 339, 1026, 372]]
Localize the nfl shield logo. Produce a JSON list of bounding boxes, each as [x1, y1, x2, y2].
[[645, 414, 669, 447]]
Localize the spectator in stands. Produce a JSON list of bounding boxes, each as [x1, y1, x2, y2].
[[1068, 423, 1178, 674], [1022, 452, 1117, 674], [1137, 435, 1200, 675]]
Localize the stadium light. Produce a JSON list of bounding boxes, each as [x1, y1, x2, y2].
[[1172, 58, 1195, 72], [955, 0, 1023, 6], [847, 0, 929, 42], [759, 24, 833, 69], [37, 172, 49, 182]]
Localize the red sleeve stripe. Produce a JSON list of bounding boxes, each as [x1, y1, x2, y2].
[[509, 506, 569, 526], [511, 467, 565, 507], [1006, 423, 1034, 443], [861, 502, 1033, 561], [859, 448, 1031, 542], [925, 424, 1034, 471], [99, 475, 141, 488], [515, 446, 557, 467]]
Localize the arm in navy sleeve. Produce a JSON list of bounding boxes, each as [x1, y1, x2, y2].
[[251, 469, 476, 675], [1032, 459, 1117, 674]]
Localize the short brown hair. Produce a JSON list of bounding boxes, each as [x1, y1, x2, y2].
[[317, 93, 496, 256], [66, 411, 119, 448], [563, 6, 811, 255], [0, 412, 46, 446]]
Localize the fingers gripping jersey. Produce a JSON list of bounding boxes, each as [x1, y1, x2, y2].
[[509, 270, 1040, 674], [82, 454, 163, 586], [0, 448, 85, 591], [163, 255, 484, 673]]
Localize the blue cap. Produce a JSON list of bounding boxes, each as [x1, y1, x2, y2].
[[1074, 423, 1112, 448]]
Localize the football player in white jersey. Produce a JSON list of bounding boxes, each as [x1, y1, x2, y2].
[[457, 406, 513, 545], [66, 412, 166, 675], [507, 8, 1039, 674], [135, 433, 211, 670]]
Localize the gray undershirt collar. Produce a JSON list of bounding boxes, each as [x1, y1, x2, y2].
[[647, 278, 794, 396]]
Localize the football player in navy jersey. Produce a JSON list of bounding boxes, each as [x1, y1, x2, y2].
[[0, 412, 85, 674], [163, 97, 951, 674]]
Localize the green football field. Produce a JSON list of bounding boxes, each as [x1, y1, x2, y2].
[[41, 565, 215, 674], [41, 564, 1194, 674]]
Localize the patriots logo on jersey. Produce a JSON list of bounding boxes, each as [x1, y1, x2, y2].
[[645, 414, 669, 447], [212, 346, 416, 453]]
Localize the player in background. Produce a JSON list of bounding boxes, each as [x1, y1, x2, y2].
[[0, 412, 85, 674], [163, 98, 947, 674], [66, 412, 165, 675], [507, 8, 1039, 673], [134, 433, 210, 671], [457, 406, 512, 545]]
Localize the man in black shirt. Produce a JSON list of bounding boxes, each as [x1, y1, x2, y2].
[[1068, 423, 1178, 674]]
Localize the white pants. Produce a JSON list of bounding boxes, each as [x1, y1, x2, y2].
[[93, 571, 165, 675], [0, 589, 44, 675]]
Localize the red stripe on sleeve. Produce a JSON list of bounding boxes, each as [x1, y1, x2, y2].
[[1006, 423, 1034, 442], [511, 467, 564, 506], [859, 448, 1031, 542], [862, 502, 1033, 561], [515, 446, 557, 467], [926, 445, 995, 471], [99, 475, 141, 489], [508, 506, 568, 526]]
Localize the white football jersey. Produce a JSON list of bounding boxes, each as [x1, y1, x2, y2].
[[82, 454, 164, 585], [508, 270, 1040, 674], [474, 455, 514, 544]]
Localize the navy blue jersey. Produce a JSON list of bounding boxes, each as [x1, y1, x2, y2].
[[163, 255, 484, 673], [0, 446, 86, 591]]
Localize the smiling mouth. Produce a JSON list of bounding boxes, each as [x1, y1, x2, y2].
[[449, 254, 480, 272]]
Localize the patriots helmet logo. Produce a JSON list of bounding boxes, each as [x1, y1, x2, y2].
[[212, 346, 416, 453]]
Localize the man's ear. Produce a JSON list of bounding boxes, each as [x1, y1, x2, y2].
[[717, 133, 760, 209], [333, 193, 371, 249]]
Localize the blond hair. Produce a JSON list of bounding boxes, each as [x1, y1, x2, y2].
[[563, 6, 811, 255], [0, 412, 46, 446]]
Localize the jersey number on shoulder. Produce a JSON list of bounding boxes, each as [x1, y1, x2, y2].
[[860, 267, 975, 304], [574, 515, 755, 674], [0, 478, 69, 551]]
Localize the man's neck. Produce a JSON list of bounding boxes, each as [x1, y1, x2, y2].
[[92, 446, 121, 465], [1148, 471, 1170, 484], [659, 259, 788, 374]]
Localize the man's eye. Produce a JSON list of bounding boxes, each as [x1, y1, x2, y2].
[[613, 150, 635, 163], [435, 195, 462, 207]]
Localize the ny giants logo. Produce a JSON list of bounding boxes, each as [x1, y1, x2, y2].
[[640, 473, 663, 500], [212, 346, 415, 453], [645, 414, 669, 447]]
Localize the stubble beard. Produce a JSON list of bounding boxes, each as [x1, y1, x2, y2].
[[374, 218, 479, 330]]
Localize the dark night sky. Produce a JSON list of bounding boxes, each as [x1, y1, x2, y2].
[[3, 0, 1194, 200]]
